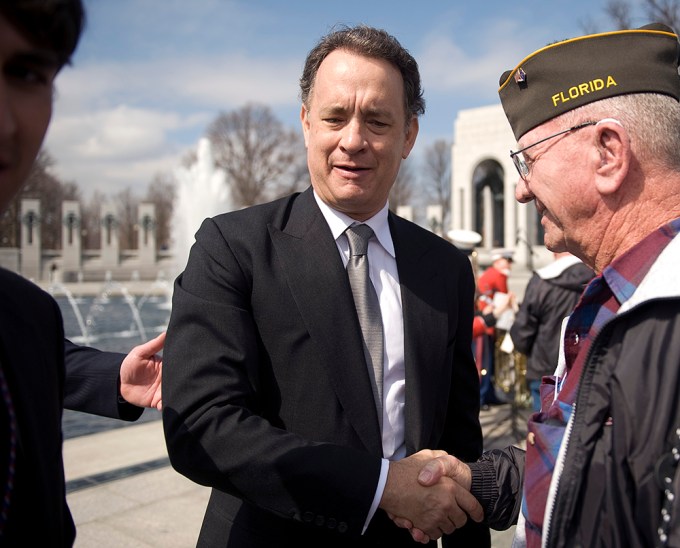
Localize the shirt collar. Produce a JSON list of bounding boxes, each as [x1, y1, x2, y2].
[[313, 190, 395, 258], [601, 216, 680, 305]]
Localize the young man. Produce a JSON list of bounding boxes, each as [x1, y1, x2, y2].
[[0, 1, 163, 543]]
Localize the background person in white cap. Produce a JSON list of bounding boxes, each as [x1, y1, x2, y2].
[[395, 22, 680, 547]]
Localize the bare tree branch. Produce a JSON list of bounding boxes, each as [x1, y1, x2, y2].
[[115, 187, 140, 250], [389, 158, 416, 210], [207, 103, 309, 207], [644, 0, 680, 29], [0, 150, 80, 249], [146, 172, 176, 250], [605, 0, 634, 29], [422, 139, 452, 230]]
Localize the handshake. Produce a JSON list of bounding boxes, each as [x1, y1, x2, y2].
[[379, 450, 483, 544]]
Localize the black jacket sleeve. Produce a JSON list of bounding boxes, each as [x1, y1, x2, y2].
[[63, 339, 143, 421], [469, 446, 525, 530]]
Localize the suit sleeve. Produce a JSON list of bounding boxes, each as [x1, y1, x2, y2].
[[162, 218, 381, 537], [439, 252, 483, 461], [63, 340, 143, 421], [440, 252, 491, 546]]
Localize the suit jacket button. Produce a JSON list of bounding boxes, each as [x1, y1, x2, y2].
[[314, 515, 325, 527], [327, 518, 337, 530], [302, 511, 314, 523], [337, 522, 348, 534]]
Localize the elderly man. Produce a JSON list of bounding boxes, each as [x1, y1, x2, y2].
[[403, 22, 680, 548]]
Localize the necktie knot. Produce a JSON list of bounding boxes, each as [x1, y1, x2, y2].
[[346, 224, 374, 257]]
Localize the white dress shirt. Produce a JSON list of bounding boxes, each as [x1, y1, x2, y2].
[[313, 192, 405, 530]]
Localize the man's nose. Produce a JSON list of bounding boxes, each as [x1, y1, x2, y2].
[[339, 120, 366, 153], [515, 177, 534, 203]]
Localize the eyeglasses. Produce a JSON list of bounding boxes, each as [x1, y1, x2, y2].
[[509, 121, 597, 180]]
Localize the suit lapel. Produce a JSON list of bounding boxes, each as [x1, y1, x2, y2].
[[390, 214, 449, 454], [270, 189, 383, 455]]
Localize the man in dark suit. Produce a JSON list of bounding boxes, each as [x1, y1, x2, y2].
[[0, 1, 164, 543], [163, 25, 488, 546]]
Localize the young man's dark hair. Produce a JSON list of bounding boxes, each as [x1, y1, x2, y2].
[[0, 0, 85, 68]]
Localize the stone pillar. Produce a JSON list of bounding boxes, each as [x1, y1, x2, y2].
[[396, 205, 413, 221], [426, 204, 443, 236], [100, 203, 119, 267], [483, 186, 493, 248], [137, 203, 156, 266], [62, 201, 81, 277], [20, 199, 41, 280]]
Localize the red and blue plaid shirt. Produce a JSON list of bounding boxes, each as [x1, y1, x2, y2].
[[523, 217, 680, 547]]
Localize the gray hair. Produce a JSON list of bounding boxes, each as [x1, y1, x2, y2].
[[559, 93, 680, 171]]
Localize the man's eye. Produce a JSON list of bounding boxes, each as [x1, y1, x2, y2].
[[323, 118, 346, 127], [6, 63, 51, 86]]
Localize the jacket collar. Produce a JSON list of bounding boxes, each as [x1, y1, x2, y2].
[[620, 232, 680, 313]]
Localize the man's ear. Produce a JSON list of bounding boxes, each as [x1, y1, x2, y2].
[[593, 119, 630, 195], [401, 116, 419, 159], [300, 104, 310, 148]]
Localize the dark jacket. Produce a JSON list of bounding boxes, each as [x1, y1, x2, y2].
[[163, 188, 488, 547], [0, 268, 141, 546], [470, 234, 680, 547], [64, 340, 143, 421], [0, 268, 72, 545], [510, 256, 594, 382]]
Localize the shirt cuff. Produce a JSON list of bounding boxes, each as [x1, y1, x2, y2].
[[362, 458, 389, 534]]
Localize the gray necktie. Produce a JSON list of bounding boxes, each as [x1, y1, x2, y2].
[[345, 224, 384, 419]]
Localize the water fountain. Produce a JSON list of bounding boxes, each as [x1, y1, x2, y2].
[[49, 277, 172, 352], [49, 282, 91, 344], [48, 138, 234, 357], [51, 138, 235, 436], [171, 137, 234, 277]]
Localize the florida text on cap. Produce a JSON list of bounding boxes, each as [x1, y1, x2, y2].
[[498, 23, 680, 140]]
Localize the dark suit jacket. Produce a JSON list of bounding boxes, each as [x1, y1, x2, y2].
[[0, 267, 73, 545], [163, 188, 487, 547], [0, 268, 141, 545]]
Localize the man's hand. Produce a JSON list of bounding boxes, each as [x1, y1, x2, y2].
[[119, 332, 164, 410], [417, 454, 472, 490], [380, 450, 482, 543]]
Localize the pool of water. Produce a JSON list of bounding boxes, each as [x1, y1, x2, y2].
[[54, 290, 171, 438]]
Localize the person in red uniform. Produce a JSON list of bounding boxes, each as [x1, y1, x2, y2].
[[475, 250, 515, 407]]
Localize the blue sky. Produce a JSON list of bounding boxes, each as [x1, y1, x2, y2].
[[43, 0, 646, 197]]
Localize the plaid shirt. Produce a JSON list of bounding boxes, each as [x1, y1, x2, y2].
[[523, 217, 680, 547]]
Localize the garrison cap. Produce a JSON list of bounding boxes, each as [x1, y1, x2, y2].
[[498, 23, 680, 139]]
